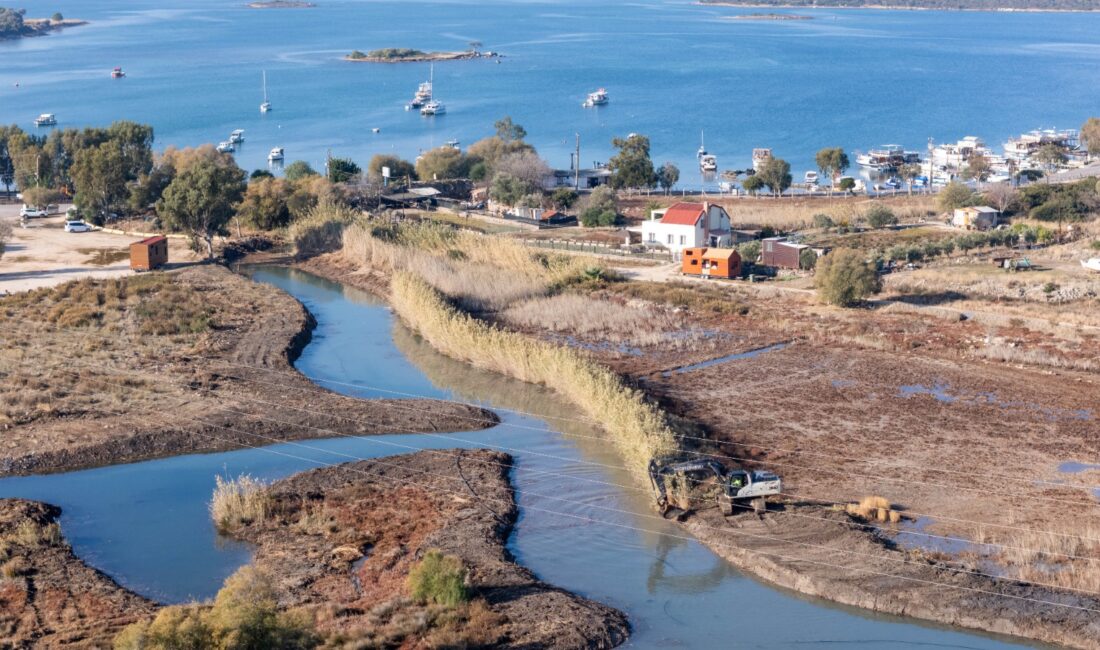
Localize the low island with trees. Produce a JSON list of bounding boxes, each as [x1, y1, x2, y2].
[[701, 0, 1100, 10], [346, 47, 500, 63], [0, 7, 85, 40]]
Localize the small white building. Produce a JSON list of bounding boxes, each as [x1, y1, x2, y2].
[[542, 167, 613, 191], [952, 205, 1000, 230], [641, 202, 732, 255]]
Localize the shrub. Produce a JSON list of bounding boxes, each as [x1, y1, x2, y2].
[[579, 186, 619, 227], [812, 213, 835, 229], [864, 204, 897, 229], [210, 474, 270, 532], [737, 240, 760, 263], [1, 557, 28, 579], [814, 248, 882, 307], [798, 246, 817, 271], [936, 182, 976, 212], [408, 550, 469, 607]]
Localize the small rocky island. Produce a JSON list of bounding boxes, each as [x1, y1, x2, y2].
[[247, 0, 316, 7], [346, 48, 501, 63]]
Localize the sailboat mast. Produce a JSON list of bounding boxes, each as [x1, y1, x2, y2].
[[263, 71, 268, 103]]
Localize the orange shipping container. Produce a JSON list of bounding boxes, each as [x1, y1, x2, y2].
[[682, 247, 741, 279]]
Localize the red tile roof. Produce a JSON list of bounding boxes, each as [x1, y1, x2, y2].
[[660, 202, 706, 226]]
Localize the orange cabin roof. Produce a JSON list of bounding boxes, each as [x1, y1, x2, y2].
[[133, 236, 167, 247], [701, 248, 738, 262], [660, 202, 706, 226]]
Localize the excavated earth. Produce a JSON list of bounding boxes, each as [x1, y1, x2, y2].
[[0, 499, 155, 648]]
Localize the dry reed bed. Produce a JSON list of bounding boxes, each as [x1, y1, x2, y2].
[[389, 272, 678, 475]]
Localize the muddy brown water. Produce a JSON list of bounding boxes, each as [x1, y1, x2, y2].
[[0, 267, 1046, 648]]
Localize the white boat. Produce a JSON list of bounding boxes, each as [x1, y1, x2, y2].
[[260, 71, 272, 113], [856, 145, 917, 172], [229, 129, 245, 144], [444, 139, 460, 150], [408, 65, 434, 110], [111, 67, 125, 79], [804, 171, 819, 185], [1082, 258, 1100, 273], [420, 100, 445, 116], [216, 141, 235, 154], [582, 88, 608, 108], [34, 113, 57, 127], [697, 130, 708, 159], [268, 147, 284, 162], [700, 154, 717, 173]]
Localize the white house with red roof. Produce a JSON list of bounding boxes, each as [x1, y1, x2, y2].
[[641, 202, 733, 254]]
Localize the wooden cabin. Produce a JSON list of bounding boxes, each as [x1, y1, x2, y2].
[[682, 247, 741, 279], [130, 235, 168, 272]]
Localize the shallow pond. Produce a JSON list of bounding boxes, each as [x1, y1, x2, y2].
[[0, 267, 1043, 648]]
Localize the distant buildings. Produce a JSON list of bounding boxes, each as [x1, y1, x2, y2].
[[641, 202, 733, 255]]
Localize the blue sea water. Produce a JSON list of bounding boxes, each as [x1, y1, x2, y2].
[[2, 0, 1099, 188]]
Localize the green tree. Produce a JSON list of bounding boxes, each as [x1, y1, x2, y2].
[[741, 175, 764, 196], [551, 187, 578, 210], [814, 147, 849, 187], [864, 204, 897, 229], [106, 121, 155, 181], [1081, 117, 1100, 160], [815, 249, 882, 307], [0, 8, 26, 38], [963, 154, 991, 187], [812, 213, 835, 229], [70, 142, 128, 220], [937, 181, 976, 212], [466, 136, 534, 177], [837, 177, 856, 193], [238, 177, 292, 230], [494, 116, 527, 143], [799, 246, 818, 271], [415, 147, 471, 181], [157, 158, 247, 259], [128, 162, 176, 214], [608, 134, 656, 190], [1034, 143, 1068, 171], [489, 173, 529, 207], [469, 161, 489, 182], [656, 162, 680, 194], [579, 185, 619, 226], [51, 12, 63, 21], [250, 169, 274, 180], [367, 154, 416, 182], [756, 156, 792, 196], [737, 240, 761, 263], [0, 125, 19, 196], [326, 156, 360, 183], [283, 160, 317, 181], [21, 186, 63, 209]]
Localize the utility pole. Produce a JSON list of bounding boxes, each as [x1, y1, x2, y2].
[[575, 133, 580, 191]]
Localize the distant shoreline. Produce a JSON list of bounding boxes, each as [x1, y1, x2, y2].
[[698, 1, 1100, 12], [345, 49, 502, 63], [730, 12, 814, 18], [247, 0, 316, 7]]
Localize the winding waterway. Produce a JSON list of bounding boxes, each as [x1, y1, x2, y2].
[[0, 267, 1044, 647], [4, 0, 1100, 188]]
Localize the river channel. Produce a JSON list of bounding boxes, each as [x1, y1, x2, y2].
[[0, 267, 1041, 648]]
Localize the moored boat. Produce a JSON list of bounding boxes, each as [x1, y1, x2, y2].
[[582, 88, 609, 108], [216, 141, 235, 154], [111, 67, 125, 79], [260, 71, 272, 113], [229, 129, 245, 144], [34, 113, 57, 127], [268, 147, 284, 162]]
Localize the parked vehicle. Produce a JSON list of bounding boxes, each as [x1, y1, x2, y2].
[[64, 220, 91, 233], [19, 205, 48, 218], [648, 456, 781, 520]]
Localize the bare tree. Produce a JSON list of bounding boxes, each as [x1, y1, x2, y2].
[[984, 183, 1019, 215], [494, 151, 550, 191]]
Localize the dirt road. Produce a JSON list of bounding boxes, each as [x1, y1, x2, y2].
[[0, 204, 201, 292]]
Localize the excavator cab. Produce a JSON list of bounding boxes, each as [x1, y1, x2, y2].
[[649, 457, 782, 519]]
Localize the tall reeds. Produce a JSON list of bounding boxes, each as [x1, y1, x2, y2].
[[210, 474, 270, 532], [389, 272, 677, 475]]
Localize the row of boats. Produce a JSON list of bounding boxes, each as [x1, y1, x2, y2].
[[214, 129, 284, 163]]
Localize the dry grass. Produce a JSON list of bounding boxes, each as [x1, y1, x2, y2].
[[210, 474, 271, 533], [973, 343, 1099, 373], [389, 272, 678, 475], [979, 525, 1100, 593], [0, 557, 28, 579], [845, 496, 902, 523], [607, 281, 750, 316], [291, 200, 361, 257], [502, 293, 681, 339]]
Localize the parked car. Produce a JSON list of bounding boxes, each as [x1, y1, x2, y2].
[[64, 220, 91, 233], [19, 204, 48, 218]]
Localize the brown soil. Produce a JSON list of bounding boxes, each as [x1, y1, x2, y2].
[[0, 499, 155, 647], [223, 449, 629, 648], [0, 265, 497, 476]]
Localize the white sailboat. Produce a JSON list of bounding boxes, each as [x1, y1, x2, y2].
[[260, 71, 272, 113], [420, 65, 445, 116]]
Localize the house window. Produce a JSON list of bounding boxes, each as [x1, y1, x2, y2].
[[648, 233, 656, 242], [679, 235, 686, 246], [667, 234, 673, 244]]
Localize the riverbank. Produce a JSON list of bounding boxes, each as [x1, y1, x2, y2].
[[0, 265, 496, 476], [0, 499, 155, 646], [301, 219, 1100, 649], [228, 448, 630, 647]]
